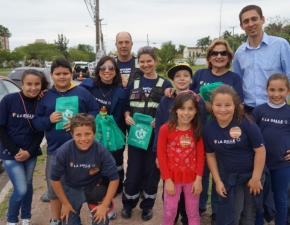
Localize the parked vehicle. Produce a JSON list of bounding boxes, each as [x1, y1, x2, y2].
[[0, 76, 21, 102], [72, 61, 90, 80], [7, 67, 54, 88], [44, 61, 52, 68]]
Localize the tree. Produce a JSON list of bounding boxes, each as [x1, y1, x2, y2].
[[264, 16, 290, 43], [0, 50, 11, 67], [54, 34, 69, 59], [0, 25, 11, 38], [185, 52, 201, 66], [196, 36, 212, 52], [68, 48, 90, 62], [176, 44, 186, 55], [155, 41, 177, 74], [222, 31, 247, 52], [77, 44, 95, 61]]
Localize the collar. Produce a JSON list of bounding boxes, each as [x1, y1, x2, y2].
[[244, 32, 269, 50], [267, 101, 286, 109], [54, 83, 77, 92]]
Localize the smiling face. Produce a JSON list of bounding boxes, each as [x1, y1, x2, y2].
[[176, 99, 196, 127], [212, 93, 235, 127], [208, 44, 229, 70], [138, 54, 157, 77], [21, 74, 41, 98], [51, 66, 72, 91], [267, 79, 289, 105], [71, 125, 95, 151], [240, 9, 265, 40], [173, 70, 192, 92], [99, 60, 116, 84]]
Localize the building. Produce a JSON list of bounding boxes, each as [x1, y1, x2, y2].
[[183, 46, 203, 58], [35, 39, 46, 43], [0, 36, 9, 50]]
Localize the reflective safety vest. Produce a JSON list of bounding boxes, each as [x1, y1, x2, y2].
[[129, 76, 166, 117]]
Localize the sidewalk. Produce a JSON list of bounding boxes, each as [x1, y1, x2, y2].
[[0, 147, 213, 224]]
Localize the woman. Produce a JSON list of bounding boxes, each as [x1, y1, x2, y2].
[[121, 46, 172, 221], [0, 69, 48, 225], [79, 56, 126, 219]]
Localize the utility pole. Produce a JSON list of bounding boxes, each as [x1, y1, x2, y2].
[[219, 0, 223, 38], [95, 0, 100, 61], [229, 26, 237, 52], [147, 34, 149, 46], [100, 19, 107, 56]]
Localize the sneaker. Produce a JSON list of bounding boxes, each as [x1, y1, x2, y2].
[[40, 192, 50, 202], [6, 223, 18, 225], [22, 219, 31, 225], [211, 213, 216, 225], [49, 219, 61, 225], [107, 209, 117, 219], [199, 208, 207, 216]]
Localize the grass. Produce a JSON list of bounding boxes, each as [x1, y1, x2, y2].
[[0, 188, 12, 218], [0, 69, 12, 77]]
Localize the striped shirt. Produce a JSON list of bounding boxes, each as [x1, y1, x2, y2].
[[233, 32, 290, 107]]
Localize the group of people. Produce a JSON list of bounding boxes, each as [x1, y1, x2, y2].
[[0, 4, 290, 225]]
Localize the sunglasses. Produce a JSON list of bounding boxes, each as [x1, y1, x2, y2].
[[137, 46, 154, 54], [210, 51, 229, 57], [178, 90, 201, 102], [99, 65, 115, 72]]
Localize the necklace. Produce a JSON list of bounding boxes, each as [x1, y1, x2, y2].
[[99, 87, 113, 97]]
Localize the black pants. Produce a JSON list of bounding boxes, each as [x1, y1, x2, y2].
[[122, 136, 160, 210]]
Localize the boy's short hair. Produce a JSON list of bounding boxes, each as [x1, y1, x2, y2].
[[51, 58, 72, 73], [70, 113, 96, 134]]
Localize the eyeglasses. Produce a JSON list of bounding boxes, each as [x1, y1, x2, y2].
[[137, 46, 154, 54], [178, 90, 201, 102], [209, 51, 229, 57], [99, 65, 115, 72]]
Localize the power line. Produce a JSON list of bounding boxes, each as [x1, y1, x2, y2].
[[84, 0, 94, 22]]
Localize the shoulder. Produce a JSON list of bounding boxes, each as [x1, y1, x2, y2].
[[194, 68, 208, 76], [79, 78, 95, 88], [268, 35, 289, 45]]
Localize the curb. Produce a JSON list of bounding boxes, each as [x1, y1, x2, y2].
[[0, 180, 12, 204]]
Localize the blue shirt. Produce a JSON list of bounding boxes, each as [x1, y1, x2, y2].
[[50, 139, 119, 188], [118, 58, 134, 89], [191, 68, 244, 103], [203, 117, 264, 173], [233, 32, 290, 107], [252, 103, 290, 170]]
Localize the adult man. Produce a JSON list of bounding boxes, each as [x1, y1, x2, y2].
[[113, 31, 143, 194], [233, 4, 290, 114]]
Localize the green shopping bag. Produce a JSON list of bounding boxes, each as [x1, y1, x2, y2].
[[55, 96, 79, 130], [95, 114, 125, 151], [127, 113, 154, 150]]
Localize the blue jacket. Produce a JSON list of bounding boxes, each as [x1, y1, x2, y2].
[[216, 169, 276, 224], [32, 84, 99, 155], [153, 94, 207, 152], [79, 78, 126, 122]]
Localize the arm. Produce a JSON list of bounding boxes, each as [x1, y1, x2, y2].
[[91, 179, 119, 224], [192, 138, 204, 194], [51, 180, 76, 224], [247, 146, 265, 196], [281, 39, 290, 78]]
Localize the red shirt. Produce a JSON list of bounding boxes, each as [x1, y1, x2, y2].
[[157, 124, 204, 183]]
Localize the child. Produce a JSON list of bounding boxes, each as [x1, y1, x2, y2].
[[252, 73, 290, 225], [203, 85, 275, 224], [50, 113, 119, 225], [154, 64, 207, 224], [32, 58, 99, 225], [157, 91, 205, 225], [0, 69, 49, 225]]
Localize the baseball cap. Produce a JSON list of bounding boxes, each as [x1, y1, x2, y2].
[[167, 63, 193, 80]]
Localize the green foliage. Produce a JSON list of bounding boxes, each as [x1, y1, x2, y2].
[[54, 34, 69, 59], [176, 44, 186, 55], [155, 41, 177, 74], [196, 36, 212, 52], [264, 16, 290, 43], [0, 25, 11, 38], [0, 50, 10, 66], [185, 52, 201, 66], [68, 48, 90, 62], [222, 31, 247, 52]]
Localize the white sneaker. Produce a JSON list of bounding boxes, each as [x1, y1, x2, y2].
[[22, 219, 31, 225], [107, 209, 117, 219], [6, 222, 18, 225]]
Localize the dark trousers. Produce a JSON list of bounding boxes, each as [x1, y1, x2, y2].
[[122, 137, 160, 210]]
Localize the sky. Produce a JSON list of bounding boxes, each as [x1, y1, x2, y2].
[[1, 0, 290, 55]]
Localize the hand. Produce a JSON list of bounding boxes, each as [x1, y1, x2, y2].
[[191, 180, 202, 196], [91, 203, 107, 224], [38, 89, 48, 99], [60, 203, 76, 224], [50, 111, 63, 123], [284, 150, 290, 161], [215, 180, 227, 198], [164, 88, 175, 98], [247, 178, 263, 196], [150, 119, 155, 127], [14, 149, 30, 162], [165, 179, 176, 196], [205, 101, 212, 113], [125, 115, 135, 126], [155, 158, 159, 169]]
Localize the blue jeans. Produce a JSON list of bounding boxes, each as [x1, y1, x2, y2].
[[62, 185, 109, 225], [4, 157, 37, 223]]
